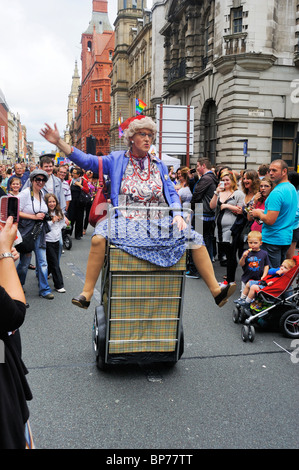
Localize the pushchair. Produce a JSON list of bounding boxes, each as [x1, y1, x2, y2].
[[232, 255, 299, 342], [62, 225, 72, 250], [91, 206, 191, 370]]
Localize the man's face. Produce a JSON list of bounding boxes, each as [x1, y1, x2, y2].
[[269, 162, 287, 184], [58, 168, 67, 181], [41, 162, 54, 176], [14, 164, 23, 177]]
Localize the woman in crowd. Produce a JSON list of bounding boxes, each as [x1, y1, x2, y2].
[[67, 167, 90, 240], [41, 116, 236, 309], [83, 169, 96, 235], [16, 169, 53, 300], [0, 216, 33, 448], [177, 166, 193, 206], [239, 170, 260, 242], [210, 170, 245, 284], [247, 175, 273, 233]]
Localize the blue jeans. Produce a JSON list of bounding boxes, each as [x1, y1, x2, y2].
[[262, 242, 290, 269], [17, 233, 52, 297]]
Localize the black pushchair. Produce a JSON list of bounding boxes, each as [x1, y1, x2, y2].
[[233, 255, 299, 342]]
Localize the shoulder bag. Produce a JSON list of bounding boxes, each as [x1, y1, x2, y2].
[[89, 157, 108, 227]]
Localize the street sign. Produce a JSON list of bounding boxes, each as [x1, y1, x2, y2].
[[156, 105, 194, 161]]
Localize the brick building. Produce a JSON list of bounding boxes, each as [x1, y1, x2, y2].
[[78, 0, 115, 155]]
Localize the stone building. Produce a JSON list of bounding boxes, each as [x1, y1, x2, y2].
[[152, 0, 299, 170], [110, 0, 153, 151]]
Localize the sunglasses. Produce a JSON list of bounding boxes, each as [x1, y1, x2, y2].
[[34, 177, 47, 183]]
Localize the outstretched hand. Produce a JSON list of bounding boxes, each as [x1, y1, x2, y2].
[[40, 123, 60, 145]]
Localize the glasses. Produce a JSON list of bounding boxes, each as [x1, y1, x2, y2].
[[34, 177, 47, 183], [137, 132, 153, 139]]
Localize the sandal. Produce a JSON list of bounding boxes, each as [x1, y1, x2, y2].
[[215, 282, 236, 307]]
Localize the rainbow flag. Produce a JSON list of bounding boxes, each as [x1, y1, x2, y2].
[[1, 137, 5, 155], [135, 98, 147, 115], [118, 112, 123, 138]]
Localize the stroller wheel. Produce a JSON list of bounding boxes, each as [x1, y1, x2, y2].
[[241, 325, 255, 342], [63, 234, 72, 250], [279, 309, 299, 338], [232, 307, 240, 323]]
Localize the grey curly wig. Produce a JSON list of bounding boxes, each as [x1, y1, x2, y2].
[[123, 116, 157, 148]]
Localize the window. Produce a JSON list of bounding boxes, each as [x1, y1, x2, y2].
[[231, 7, 243, 34], [99, 88, 103, 101], [95, 89, 98, 102], [272, 121, 296, 167], [95, 110, 98, 123], [203, 101, 217, 165], [132, 0, 137, 8]]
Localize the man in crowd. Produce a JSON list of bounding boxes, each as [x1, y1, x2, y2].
[[251, 159, 297, 268]]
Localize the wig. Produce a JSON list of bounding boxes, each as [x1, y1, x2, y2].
[[123, 116, 157, 148]]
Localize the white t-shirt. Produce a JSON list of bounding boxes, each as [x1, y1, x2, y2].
[[18, 187, 48, 215]]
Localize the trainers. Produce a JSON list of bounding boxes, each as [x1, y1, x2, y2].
[[56, 288, 66, 293], [234, 298, 246, 306], [41, 293, 54, 300], [186, 271, 201, 279]]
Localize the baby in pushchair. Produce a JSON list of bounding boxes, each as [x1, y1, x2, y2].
[[238, 258, 296, 316], [233, 255, 299, 341]]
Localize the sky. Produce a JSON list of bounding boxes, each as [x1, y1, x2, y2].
[[0, 0, 153, 155]]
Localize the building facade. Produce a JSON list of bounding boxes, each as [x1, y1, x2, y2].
[[110, 0, 153, 151], [65, 61, 80, 148], [152, 0, 299, 170], [78, 0, 115, 156]]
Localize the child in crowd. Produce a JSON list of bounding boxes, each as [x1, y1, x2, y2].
[[8, 177, 22, 196], [237, 258, 296, 314], [44, 193, 67, 293], [235, 231, 270, 304]]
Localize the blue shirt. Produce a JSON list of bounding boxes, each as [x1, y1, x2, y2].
[[262, 182, 297, 245]]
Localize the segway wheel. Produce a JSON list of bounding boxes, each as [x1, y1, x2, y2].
[[279, 309, 299, 338], [63, 234, 72, 250]]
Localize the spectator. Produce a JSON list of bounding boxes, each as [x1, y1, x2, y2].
[[7, 163, 29, 192], [286, 171, 299, 259], [251, 159, 297, 268], [210, 170, 245, 284], [8, 176, 22, 197], [67, 167, 90, 240], [247, 176, 273, 233], [177, 167, 192, 205], [237, 170, 260, 255], [191, 157, 218, 260], [16, 169, 54, 300], [258, 164, 269, 180], [0, 217, 33, 449], [57, 165, 71, 213]]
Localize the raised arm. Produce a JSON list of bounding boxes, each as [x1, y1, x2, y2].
[[40, 123, 72, 156]]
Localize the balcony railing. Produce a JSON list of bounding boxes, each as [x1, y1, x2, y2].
[[167, 59, 186, 84], [224, 33, 247, 55]]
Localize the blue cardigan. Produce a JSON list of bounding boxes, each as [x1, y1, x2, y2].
[[69, 148, 181, 211]]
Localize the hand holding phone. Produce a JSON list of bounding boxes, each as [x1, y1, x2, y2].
[[0, 196, 19, 223]]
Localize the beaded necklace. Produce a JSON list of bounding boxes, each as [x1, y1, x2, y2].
[[129, 152, 151, 181]]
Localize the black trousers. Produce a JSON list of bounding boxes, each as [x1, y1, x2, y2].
[[46, 241, 64, 289], [218, 241, 238, 283]]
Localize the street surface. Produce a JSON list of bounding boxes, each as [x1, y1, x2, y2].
[[20, 228, 299, 451]]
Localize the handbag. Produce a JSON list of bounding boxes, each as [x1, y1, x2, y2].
[[79, 181, 92, 206], [16, 220, 44, 253], [89, 157, 108, 227]]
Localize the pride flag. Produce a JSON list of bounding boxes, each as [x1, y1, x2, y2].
[[118, 112, 123, 138], [135, 98, 147, 115]]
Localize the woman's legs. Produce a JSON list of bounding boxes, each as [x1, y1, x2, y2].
[[192, 244, 236, 305], [73, 235, 106, 306]]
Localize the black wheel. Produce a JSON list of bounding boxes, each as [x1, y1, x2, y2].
[[92, 306, 107, 370], [63, 234, 72, 250], [241, 325, 255, 342], [279, 309, 299, 338], [232, 307, 240, 323]]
